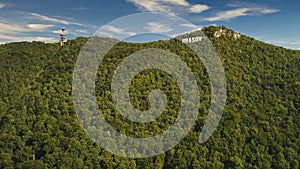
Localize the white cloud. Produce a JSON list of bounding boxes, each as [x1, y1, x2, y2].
[[0, 11, 91, 43], [267, 40, 300, 49], [127, 0, 210, 14], [189, 4, 210, 13], [28, 13, 84, 26], [0, 34, 19, 40], [0, 3, 5, 9], [27, 24, 54, 30], [290, 41, 300, 45], [145, 22, 173, 33], [0, 22, 54, 34], [96, 31, 113, 38], [0, 33, 56, 42], [128, 0, 171, 13], [0, 21, 58, 43], [163, 0, 189, 6], [75, 29, 88, 34], [72, 7, 89, 11], [102, 25, 136, 36], [259, 8, 279, 14], [52, 30, 63, 34], [204, 7, 279, 21], [180, 23, 197, 29], [171, 24, 202, 37], [205, 8, 249, 21], [0, 22, 29, 33]]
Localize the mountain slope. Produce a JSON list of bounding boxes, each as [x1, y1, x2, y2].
[[0, 27, 299, 169]]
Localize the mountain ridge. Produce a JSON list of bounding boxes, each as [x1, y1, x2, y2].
[[0, 26, 298, 51], [0, 26, 299, 168]]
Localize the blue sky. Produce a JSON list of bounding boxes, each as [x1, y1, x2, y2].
[[0, 0, 299, 49]]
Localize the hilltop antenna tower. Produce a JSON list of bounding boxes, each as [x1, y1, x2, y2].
[[60, 27, 67, 46]]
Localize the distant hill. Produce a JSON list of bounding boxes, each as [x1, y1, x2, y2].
[[0, 26, 299, 169]]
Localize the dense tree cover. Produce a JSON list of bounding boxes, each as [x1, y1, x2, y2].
[[0, 27, 299, 168]]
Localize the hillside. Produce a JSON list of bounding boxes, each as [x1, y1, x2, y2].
[[0, 26, 299, 169]]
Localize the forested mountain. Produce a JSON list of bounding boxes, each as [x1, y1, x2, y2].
[[0, 26, 299, 169]]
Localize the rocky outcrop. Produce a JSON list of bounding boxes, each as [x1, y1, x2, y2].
[[213, 28, 241, 39]]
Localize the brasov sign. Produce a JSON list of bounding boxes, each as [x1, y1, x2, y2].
[[181, 36, 204, 43]]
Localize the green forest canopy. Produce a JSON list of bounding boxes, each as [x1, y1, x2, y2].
[[0, 26, 299, 168]]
